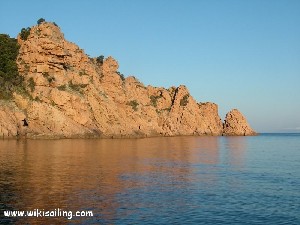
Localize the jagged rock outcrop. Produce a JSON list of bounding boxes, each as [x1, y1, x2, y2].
[[0, 101, 26, 138], [223, 109, 256, 136], [0, 22, 256, 138]]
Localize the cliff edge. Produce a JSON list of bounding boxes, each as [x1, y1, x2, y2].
[[0, 22, 256, 138]]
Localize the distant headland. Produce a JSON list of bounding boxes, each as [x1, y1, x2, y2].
[[0, 19, 256, 139]]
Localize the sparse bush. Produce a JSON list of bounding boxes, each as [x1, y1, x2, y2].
[[99, 91, 108, 98], [68, 81, 88, 93], [150, 95, 161, 107], [57, 85, 66, 91], [79, 70, 87, 76], [47, 76, 55, 83], [63, 63, 71, 70], [13, 83, 31, 98], [20, 27, 31, 41], [42, 72, 49, 77], [24, 64, 30, 74], [96, 55, 104, 64], [51, 100, 56, 106], [28, 77, 35, 92], [35, 29, 41, 36], [37, 18, 45, 25], [80, 84, 88, 88], [127, 100, 139, 111], [116, 71, 125, 81], [180, 94, 189, 106], [136, 84, 146, 89], [68, 81, 80, 92], [42, 72, 55, 83], [34, 96, 41, 102], [131, 76, 141, 83]]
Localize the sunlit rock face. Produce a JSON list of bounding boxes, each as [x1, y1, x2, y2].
[[0, 22, 255, 138], [223, 109, 256, 136]]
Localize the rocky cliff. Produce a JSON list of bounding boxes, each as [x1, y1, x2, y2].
[[0, 22, 256, 139]]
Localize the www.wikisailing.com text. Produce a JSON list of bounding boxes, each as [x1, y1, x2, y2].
[[3, 208, 93, 220]]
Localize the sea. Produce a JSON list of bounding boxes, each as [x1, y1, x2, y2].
[[0, 133, 299, 224]]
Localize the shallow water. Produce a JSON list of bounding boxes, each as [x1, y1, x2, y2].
[[0, 134, 300, 224]]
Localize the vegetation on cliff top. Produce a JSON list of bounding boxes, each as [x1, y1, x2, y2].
[[0, 34, 24, 99], [0, 33, 32, 100], [37, 18, 46, 25], [20, 27, 31, 41]]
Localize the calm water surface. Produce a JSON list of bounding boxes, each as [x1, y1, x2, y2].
[[0, 134, 300, 224]]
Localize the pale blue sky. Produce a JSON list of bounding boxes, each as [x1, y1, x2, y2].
[[1, 0, 299, 133]]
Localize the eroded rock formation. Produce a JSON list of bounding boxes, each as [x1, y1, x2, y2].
[[0, 22, 256, 138], [223, 109, 256, 136]]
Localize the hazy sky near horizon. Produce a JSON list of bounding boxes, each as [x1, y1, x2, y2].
[[1, 0, 299, 133]]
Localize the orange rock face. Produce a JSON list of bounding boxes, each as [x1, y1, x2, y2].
[[223, 109, 256, 136], [0, 22, 256, 138], [0, 101, 26, 138]]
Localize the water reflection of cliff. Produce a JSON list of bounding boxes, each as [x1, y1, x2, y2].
[[0, 136, 221, 224], [222, 136, 247, 166]]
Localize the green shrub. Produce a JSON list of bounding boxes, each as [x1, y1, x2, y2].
[[116, 71, 125, 81], [47, 76, 55, 83], [96, 55, 104, 64], [20, 27, 31, 41], [63, 63, 71, 70], [180, 94, 189, 106], [80, 84, 88, 88], [13, 83, 32, 99], [34, 96, 41, 102], [0, 34, 24, 99], [150, 95, 161, 107], [35, 29, 41, 36], [0, 81, 13, 99], [79, 70, 87, 76], [0, 34, 19, 75], [68, 81, 80, 92], [57, 85, 66, 91], [24, 64, 30, 74], [37, 18, 45, 25], [127, 100, 139, 111], [42, 72, 55, 83], [68, 81, 87, 93], [51, 100, 56, 106], [28, 77, 35, 92]]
